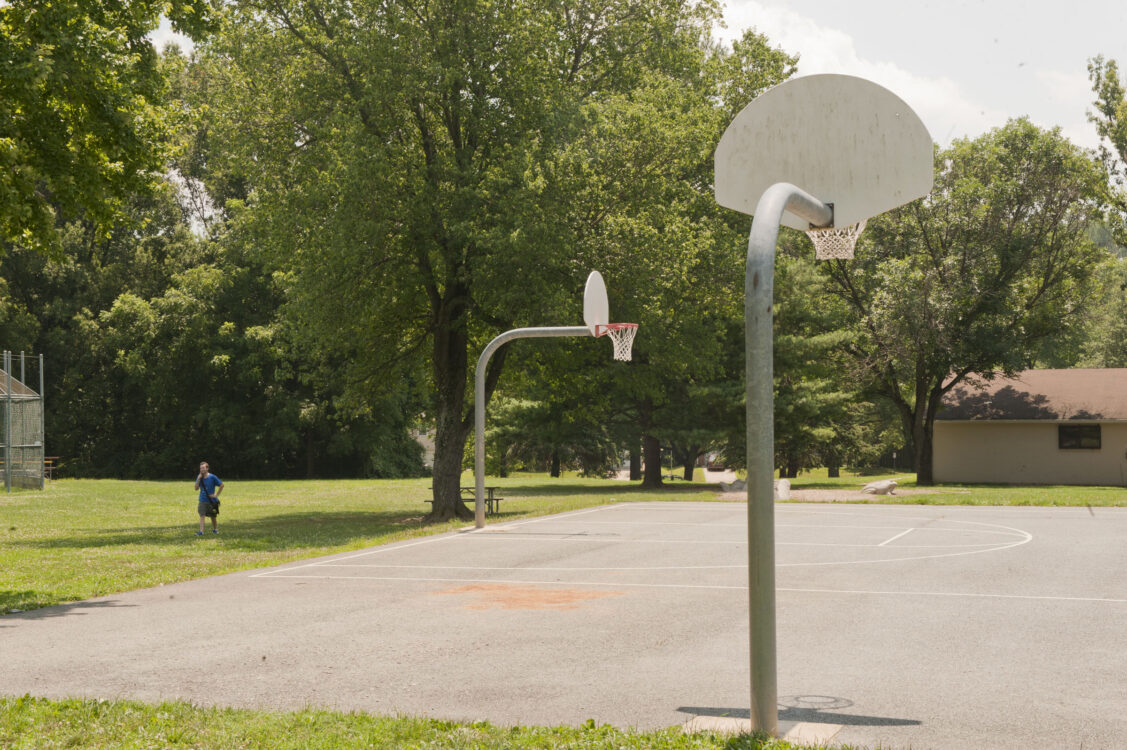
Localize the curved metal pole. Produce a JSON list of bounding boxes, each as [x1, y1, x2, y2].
[[475, 326, 592, 529], [746, 182, 832, 735]]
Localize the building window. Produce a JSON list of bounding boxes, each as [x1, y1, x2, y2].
[[1058, 425, 1101, 450]]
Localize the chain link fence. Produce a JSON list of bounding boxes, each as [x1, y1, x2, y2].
[[2, 351, 45, 491]]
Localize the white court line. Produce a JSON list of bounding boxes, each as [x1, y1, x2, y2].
[[477, 535, 743, 545], [530, 518, 1028, 538], [256, 573, 742, 590], [252, 505, 622, 577], [253, 503, 1032, 578], [778, 534, 1031, 567], [777, 523, 1026, 538], [486, 504, 619, 531], [779, 586, 1127, 604], [250, 571, 1127, 603], [317, 562, 745, 571], [878, 528, 915, 546], [544, 520, 746, 527], [468, 535, 1005, 550], [250, 530, 466, 577]]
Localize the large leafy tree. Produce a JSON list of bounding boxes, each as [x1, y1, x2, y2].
[[197, 1, 790, 517], [824, 119, 1111, 483], [1077, 256, 1127, 368], [498, 31, 797, 489], [1089, 56, 1127, 219], [0, 0, 217, 253]]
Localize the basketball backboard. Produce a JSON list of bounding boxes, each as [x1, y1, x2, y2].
[[715, 74, 934, 231], [583, 271, 608, 336]]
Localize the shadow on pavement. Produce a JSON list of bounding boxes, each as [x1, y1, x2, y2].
[[678, 702, 922, 727], [0, 597, 133, 626]]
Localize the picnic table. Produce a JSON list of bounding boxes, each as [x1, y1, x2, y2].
[[425, 486, 504, 515]]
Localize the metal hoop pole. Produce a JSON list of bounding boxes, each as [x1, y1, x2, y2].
[[5, 351, 11, 494], [40, 354, 45, 490], [474, 326, 591, 529], [746, 183, 832, 735]]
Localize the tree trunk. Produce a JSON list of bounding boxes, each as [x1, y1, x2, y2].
[[550, 450, 561, 478], [640, 433, 664, 488], [305, 430, 314, 479], [674, 444, 701, 481], [430, 406, 471, 520], [915, 386, 944, 485], [629, 443, 641, 481], [914, 421, 934, 484], [827, 463, 840, 478], [785, 454, 799, 479], [427, 291, 473, 522]]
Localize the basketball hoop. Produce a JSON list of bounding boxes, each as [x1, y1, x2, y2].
[[597, 323, 638, 361], [807, 219, 865, 260]]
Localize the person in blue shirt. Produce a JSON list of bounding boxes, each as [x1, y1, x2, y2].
[[194, 461, 224, 536]]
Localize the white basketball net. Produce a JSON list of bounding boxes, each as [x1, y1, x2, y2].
[[600, 323, 638, 361], [807, 219, 866, 260]]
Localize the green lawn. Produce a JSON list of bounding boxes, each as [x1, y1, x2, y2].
[[0, 696, 848, 750], [784, 468, 1127, 506]]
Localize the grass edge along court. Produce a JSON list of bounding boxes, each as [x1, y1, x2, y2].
[[0, 695, 856, 750]]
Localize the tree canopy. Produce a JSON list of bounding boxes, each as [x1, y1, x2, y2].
[[824, 119, 1112, 483], [189, 1, 799, 513], [0, 0, 218, 253]]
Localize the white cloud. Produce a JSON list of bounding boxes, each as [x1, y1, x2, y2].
[[149, 18, 194, 53], [719, 1, 1006, 146], [1034, 69, 1102, 151]]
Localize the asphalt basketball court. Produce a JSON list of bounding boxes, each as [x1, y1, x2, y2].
[[2, 500, 1126, 749]]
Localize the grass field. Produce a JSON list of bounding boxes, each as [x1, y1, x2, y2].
[[786, 468, 1127, 506], [0, 696, 843, 750]]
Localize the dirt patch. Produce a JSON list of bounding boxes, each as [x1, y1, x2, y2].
[[434, 584, 624, 610]]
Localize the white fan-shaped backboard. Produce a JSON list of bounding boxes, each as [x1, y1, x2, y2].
[[715, 74, 934, 231], [583, 271, 609, 335]]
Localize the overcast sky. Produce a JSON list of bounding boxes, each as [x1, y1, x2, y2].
[[154, 1, 1124, 150], [720, 0, 1125, 150]]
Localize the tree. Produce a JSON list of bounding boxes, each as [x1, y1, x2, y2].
[[486, 396, 619, 477], [0, 0, 216, 253], [1089, 56, 1127, 213], [1077, 256, 1127, 367], [197, 1, 792, 517], [771, 250, 854, 477], [823, 119, 1111, 483], [514, 32, 797, 489]]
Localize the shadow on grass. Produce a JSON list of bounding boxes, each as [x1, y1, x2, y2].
[[5, 511, 435, 553]]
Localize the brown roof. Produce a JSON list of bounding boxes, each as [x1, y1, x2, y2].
[[0, 369, 38, 398], [938, 369, 1127, 422]]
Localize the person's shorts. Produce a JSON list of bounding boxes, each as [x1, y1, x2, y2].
[[198, 500, 220, 517]]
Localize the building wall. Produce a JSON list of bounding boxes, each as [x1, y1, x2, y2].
[[934, 421, 1127, 486]]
